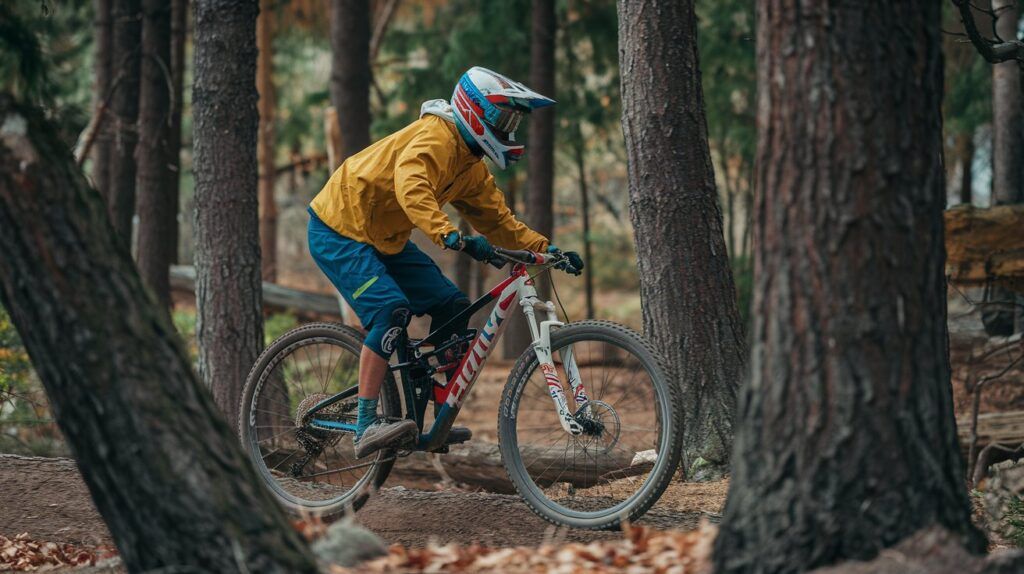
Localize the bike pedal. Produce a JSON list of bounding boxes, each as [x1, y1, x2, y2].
[[445, 426, 472, 445]]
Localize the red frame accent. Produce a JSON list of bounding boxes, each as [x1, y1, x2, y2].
[[487, 264, 528, 296]]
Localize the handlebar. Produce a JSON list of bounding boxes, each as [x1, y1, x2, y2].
[[492, 247, 558, 265]]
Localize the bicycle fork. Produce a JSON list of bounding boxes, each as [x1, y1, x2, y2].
[[519, 290, 589, 436]]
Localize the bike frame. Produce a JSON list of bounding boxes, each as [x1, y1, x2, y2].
[[307, 255, 590, 452]]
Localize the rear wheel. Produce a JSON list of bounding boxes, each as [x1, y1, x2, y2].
[[238, 322, 400, 516], [498, 320, 683, 530]]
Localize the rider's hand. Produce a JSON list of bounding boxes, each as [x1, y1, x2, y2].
[[547, 245, 584, 276], [444, 231, 495, 262]]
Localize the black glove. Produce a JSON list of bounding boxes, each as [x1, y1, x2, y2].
[[444, 231, 495, 263], [547, 245, 584, 276]]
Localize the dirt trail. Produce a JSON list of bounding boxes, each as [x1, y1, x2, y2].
[[0, 455, 719, 550]]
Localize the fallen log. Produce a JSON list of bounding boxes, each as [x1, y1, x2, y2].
[[945, 205, 1024, 292], [170, 264, 344, 321], [958, 410, 1024, 454], [958, 410, 1024, 484], [392, 441, 654, 494], [262, 440, 653, 494]]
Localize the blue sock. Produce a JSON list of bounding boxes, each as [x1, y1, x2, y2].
[[355, 397, 379, 439]]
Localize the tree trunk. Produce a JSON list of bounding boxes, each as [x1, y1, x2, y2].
[[135, 0, 174, 309], [505, 0, 557, 357], [325, 107, 343, 170], [0, 96, 318, 573], [984, 0, 1023, 336], [526, 0, 556, 247], [329, 0, 372, 161], [574, 141, 594, 319], [193, 0, 264, 432], [959, 132, 975, 206], [108, 0, 143, 245], [991, 0, 1023, 206], [617, 0, 746, 469], [91, 0, 113, 198], [167, 0, 187, 265], [713, 2, 987, 571], [257, 0, 278, 282]]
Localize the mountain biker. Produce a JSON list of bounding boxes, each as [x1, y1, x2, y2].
[[307, 67, 585, 458]]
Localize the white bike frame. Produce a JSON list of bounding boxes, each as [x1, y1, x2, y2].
[[436, 257, 588, 439]]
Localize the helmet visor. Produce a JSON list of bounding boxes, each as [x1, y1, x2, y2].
[[492, 105, 525, 135]]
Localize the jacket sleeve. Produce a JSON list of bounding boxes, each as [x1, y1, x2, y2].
[[451, 164, 550, 252], [394, 126, 460, 247]]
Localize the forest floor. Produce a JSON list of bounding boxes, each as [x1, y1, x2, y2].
[[0, 454, 725, 562]]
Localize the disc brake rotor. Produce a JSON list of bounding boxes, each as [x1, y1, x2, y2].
[[574, 399, 621, 453]]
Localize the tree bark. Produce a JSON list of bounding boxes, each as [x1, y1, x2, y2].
[[135, 0, 174, 309], [257, 0, 278, 282], [108, 0, 143, 245], [991, 0, 1024, 206], [167, 0, 187, 265], [0, 96, 318, 573], [617, 0, 746, 469], [574, 141, 594, 319], [713, 2, 987, 571], [526, 0, 556, 247], [91, 0, 114, 198], [193, 0, 264, 432], [329, 0, 372, 161], [505, 0, 557, 357], [984, 0, 1023, 336]]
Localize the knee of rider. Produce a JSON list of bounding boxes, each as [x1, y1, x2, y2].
[[366, 304, 411, 360], [429, 296, 471, 333]]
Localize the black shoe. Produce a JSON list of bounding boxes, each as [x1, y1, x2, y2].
[[353, 419, 417, 458]]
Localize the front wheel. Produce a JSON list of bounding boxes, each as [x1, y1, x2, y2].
[[498, 320, 683, 530]]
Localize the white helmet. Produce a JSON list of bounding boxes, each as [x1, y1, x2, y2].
[[451, 66, 555, 169]]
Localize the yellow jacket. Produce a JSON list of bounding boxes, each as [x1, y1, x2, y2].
[[310, 114, 548, 255]]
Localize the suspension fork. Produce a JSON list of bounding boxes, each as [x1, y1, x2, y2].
[[519, 287, 583, 436], [561, 344, 591, 414]]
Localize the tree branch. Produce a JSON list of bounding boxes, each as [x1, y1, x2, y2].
[[369, 0, 400, 64], [952, 0, 1024, 63]]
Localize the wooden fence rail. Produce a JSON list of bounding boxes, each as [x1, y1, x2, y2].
[[170, 265, 346, 321]]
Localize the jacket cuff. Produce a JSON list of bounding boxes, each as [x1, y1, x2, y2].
[[435, 224, 459, 247]]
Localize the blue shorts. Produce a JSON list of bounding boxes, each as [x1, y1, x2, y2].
[[307, 208, 465, 356]]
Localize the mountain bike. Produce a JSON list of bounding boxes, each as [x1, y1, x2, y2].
[[238, 247, 683, 530]]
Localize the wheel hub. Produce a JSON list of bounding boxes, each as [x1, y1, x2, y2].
[[573, 399, 621, 452]]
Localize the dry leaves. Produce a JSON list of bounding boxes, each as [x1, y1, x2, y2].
[[0, 533, 115, 571], [330, 521, 717, 574]]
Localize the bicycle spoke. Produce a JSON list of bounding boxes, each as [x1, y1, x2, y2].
[[257, 426, 297, 444]]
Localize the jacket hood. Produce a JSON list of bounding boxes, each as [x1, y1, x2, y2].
[[421, 98, 482, 157], [420, 99, 455, 123]]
